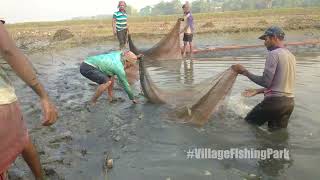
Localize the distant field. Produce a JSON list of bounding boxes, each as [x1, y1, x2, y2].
[[5, 7, 320, 52]]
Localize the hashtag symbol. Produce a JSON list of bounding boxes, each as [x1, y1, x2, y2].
[[186, 149, 194, 159]]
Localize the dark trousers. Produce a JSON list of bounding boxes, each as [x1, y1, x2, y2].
[[245, 96, 294, 130], [80, 62, 109, 85], [183, 33, 193, 42], [117, 29, 128, 49]]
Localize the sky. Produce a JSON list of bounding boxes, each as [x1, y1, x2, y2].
[[1, 0, 191, 23]]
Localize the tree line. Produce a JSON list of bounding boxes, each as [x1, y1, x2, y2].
[[124, 0, 320, 16]]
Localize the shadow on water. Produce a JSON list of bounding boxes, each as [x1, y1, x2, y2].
[[4, 30, 320, 179]]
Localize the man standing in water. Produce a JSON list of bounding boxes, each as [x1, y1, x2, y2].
[[0, 19, 58, 179], [80, 50, 140, 106], [180, 2, 194, 58], [232, 26, 296, 130], [112, 1, 129, 50]]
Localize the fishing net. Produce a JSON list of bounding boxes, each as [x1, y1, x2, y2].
[[130, 19, 238, 125]]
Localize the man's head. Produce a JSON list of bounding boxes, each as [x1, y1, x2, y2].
[[182, 2, 190, 14], [118, 1, 126, 11], [123, 51, 138, 68], [259, 26, 285, 49]]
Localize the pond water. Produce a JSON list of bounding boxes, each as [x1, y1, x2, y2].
[[5, 30, 320, 180]]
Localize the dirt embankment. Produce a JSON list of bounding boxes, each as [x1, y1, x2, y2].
[[5, 8, 320, 53]]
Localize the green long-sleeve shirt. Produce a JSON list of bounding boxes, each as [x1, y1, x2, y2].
[[84, 51, 134, 100]]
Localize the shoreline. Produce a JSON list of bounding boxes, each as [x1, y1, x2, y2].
[[4, 7, 320, 53]]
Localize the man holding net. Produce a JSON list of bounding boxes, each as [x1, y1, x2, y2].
[[180, 2, 194, 58], [232, 26, 296, 130], [80, 50, 140, 106]]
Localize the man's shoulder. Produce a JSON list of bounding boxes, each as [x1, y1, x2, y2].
[[113, 11, 127, 16], [108, 51, 122, 61], [272, 48, 294, 57], [268, 48, 295, 62], [109, 50, 122, 56], [88, 53, 111, 60], [186, 12, 193, 17], [113, 11, 121, 16]]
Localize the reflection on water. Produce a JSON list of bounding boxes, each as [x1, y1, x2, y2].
[[141, 43, 320, 179], [251, 128, 293, 178], [182, 59, 194, 85]]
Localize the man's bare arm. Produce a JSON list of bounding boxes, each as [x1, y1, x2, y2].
[[0, 23, 57, 125], [0, 23, 48, 99]]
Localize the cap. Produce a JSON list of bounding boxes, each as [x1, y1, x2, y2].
[[258, 26, 285, 40]]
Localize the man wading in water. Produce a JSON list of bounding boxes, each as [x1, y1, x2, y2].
[[0, 19, 58, 180], [80, 50, 141, 107], [180, 2, 194, 58], [232, 26, 296, 131]]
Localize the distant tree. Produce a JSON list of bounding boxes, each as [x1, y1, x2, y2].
[[172, 0, 183, 14], [241, 0, 257, 9], [126, 5, 138, 16], [303, 0, 320, 6], [192, 0, 210, 13], [265, 0, 273, 8], [222, 0, 242, 11], [151, 0, 182, 15], [273, 0, 304, 7], [137, 0, 320, 16], [140, 6, 152, 16]]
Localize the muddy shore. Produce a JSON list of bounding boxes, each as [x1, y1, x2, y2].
[[5, 8, 320, 53]]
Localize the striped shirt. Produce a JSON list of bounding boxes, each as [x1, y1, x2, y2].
[[113, 11, 128, 31]]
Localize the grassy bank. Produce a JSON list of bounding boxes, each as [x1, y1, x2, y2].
[[5, 7, 320, 52]]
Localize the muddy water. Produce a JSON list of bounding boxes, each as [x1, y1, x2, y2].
[[5, 30, 320, 180]]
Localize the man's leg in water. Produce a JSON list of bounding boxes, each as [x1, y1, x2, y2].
[[189, 42, 193, 58], [91, 81, 112, 104], [182, 41, 187, 57], [245, 100, 269, 126], [245, 97, 293, 130], [21, 140, 44, 180]]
